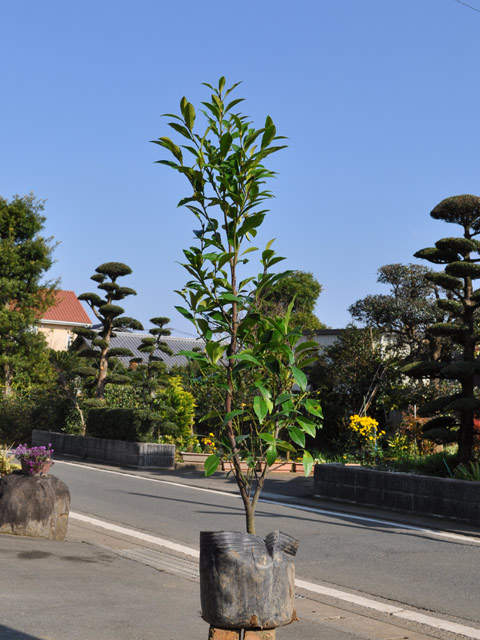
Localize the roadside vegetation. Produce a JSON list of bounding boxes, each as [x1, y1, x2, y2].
[[1, 100, 480, 486]]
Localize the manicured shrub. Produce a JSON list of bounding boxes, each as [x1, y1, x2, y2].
[[86, 408, 160, 442]]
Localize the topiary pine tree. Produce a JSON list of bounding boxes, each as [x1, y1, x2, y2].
[[407, 195, 480, 463], [73, 262, 143, 399], [132, 317, 173, 409]]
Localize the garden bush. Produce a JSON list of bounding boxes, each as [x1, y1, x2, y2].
[[86, 408, 161, 442], [0, 389, 71, 444]]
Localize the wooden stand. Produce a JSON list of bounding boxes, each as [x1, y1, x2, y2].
[[208, 627, 275, 639]]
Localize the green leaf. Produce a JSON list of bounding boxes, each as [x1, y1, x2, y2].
[[302, 451, 313, 477], [177, 349, 207, 361], [291, 366, 307, 391], [275, 392, 292, 406], [204, 454, 220, 476], [288, 427, 305, 448], [223, 410, 244, 425], [297, 416, 316, 437], [276, 440, 297, 453], [220, 132, 232, 156], [182, 100, 196, 130], [266, 444, 277, 466], [295, 340, 318, 353], [261, 122, 276, 149], [281, 400, 295, 415], [219, 293, 244, 303], [304, 399, 323, 418], [254, 396, 269, 423], [157, 136, 183, 163], [259, 433, 276, 445], [205, 341, 225, 364], [230, 352, 262, 366], [174, 306, 194, 320]]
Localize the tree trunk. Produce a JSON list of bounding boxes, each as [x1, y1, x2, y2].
[[3, 363, 13, 397]]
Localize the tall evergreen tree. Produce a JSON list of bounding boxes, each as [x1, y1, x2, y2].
[[73, 262, 143, 399], [350, 263, 451, 360], [0, 194, 57, 396], [261, 270, 326, 331], [407, 194, 480, 463]]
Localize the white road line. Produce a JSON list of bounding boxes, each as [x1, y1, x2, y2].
[[69, 511, 480, 640], [70, 511, 200, 558], [58, 460, 480, 546]]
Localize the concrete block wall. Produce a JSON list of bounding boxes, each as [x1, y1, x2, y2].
[[313, 464, 480, 526], [32, 430, 175, 470]]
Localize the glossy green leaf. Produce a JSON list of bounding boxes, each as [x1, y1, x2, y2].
[[204, 454, 220, 476], [259, 433, 276, 445], [304, 399, 323, 418], [288, 426, 305, 448], [297, 416, 316, 437], [220, 132, 232, 156], [302, 451, 313, 477], [177, 349, 207, 361], [230, 352, 262, 366], [295, 340, 318, 353], [266, 444, 277, 466], [291, 366, 307, 391], [205, 341, 225, 364], [254, 396, 269, 423], [276, 440, 297, 453], [261, 123, 276, 149], [275, 392, 292, 406], [174, 306, 194, 320], [183, 101, 196, 130], [223, 409, 244, 425]]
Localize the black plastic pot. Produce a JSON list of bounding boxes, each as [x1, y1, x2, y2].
[[200, 530, 298, 630]]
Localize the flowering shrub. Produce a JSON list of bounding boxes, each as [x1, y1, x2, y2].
[[348, 415, 384, 442], [398, 411, 431, 454], [0, 444, 21, 476], [190, 434, 217, 454], [13, 444, 54, 476], [473, 416, 480, 456], [199, 434, 217, 454]]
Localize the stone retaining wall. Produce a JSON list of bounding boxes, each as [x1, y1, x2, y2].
[[313, 464, 480, 525], [32, 430, 175, 470]]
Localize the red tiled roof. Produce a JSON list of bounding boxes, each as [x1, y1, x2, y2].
[[41, 290, 92, 325]]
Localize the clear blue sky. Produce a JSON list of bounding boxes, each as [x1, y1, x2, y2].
[[2, 0, 480, 335]]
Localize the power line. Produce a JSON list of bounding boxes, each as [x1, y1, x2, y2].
[[454, 0, 480, 13]]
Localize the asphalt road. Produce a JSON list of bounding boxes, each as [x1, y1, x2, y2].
[[52, 460, 480, 629]]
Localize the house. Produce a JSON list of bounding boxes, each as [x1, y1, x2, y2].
[[37, 290, 92, 351], [76, 329, 205, 370], [307, 328, 342, 350], [75, 328, 343, 370]]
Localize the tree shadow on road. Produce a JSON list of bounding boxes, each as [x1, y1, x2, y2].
[[0, 626, 45, 639]]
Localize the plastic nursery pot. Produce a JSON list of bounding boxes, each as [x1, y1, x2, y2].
[[200, 530, 298, 630]]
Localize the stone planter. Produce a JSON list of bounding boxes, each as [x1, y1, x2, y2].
[[0, 473, 70, 540], [269, 462, 292, 473], [32, 430, 175, 469], [20, 458, 53, 476], [291, 462, 313, 475], [222, 461, 266, 473], [181, 451, 210, 464], [313, 463, 480, 525]]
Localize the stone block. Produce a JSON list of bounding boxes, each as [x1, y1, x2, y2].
[[208, 627, 241, 639], [0, 473, 70, 540], [244, 630, 276, 639]]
